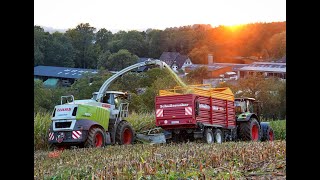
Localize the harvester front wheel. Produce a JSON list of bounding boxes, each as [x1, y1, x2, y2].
[[85, 127, 105, 148], [239, 118, 260, 141], [203, 128, 214, 144], [116, 121, 135, 145]]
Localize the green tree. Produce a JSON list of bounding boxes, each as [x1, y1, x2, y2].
[[34, 26, 49, 66], [141, 70, 179, 112], [186, 66, 209, 84], [140, 68, 165, 87], [266, 31, 286, 60], [43, 32, 75, 67], [96, 28, 113, 52], [120, 30, 147, 57], [97, 50, 111, 69], [116, 72, 144, 93], [70, 71, 112, 100], [188, 46, 211, 64], [237, 73, 266, 98], [146, 29, 166, 58], [106, 49, 139, 71], [65, 23, 99, 68], [34, 80, 52, 112]]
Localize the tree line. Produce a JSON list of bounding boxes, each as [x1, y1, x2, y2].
[[34, 22, 286, 70], [35, 67, 285, 120]]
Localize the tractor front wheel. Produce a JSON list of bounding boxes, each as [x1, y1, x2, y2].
[[263, 127, 274, 141], [116, 121, 135, 145], [239, 118, 260, 141], [85, 127, 105, 148]]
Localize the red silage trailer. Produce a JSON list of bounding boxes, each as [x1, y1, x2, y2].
[[155, 85, 237, 143]]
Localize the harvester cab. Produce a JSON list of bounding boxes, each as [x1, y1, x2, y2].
[[101, 91, 130, 119]]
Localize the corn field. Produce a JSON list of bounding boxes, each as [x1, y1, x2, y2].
[[34, 112, 286, 179], [34, 141, 286, 179]]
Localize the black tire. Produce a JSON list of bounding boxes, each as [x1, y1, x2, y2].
[[116, 121, 135, 145], [262, 126, 274, 141], [239, 118, 260, 141], [203, 128, 214, 144], [213, 129, 224, 144], [84, 127, 105, 148]]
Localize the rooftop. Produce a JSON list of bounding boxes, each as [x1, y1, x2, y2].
[[34, 66, 98, 79], [238, 62, 286, 73]]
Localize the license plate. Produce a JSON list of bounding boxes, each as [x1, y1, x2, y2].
[[171, 121, 179, 124]]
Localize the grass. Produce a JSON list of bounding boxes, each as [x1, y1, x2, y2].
[[268, 120, 286, 140], [34, 141, 286, 179], [34, 112, 52, 150]]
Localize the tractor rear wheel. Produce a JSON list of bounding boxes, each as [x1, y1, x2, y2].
[[85, 127, 105, 148], [203, 128, 214, 144], [239, 118, 260, 141], [213, 129, 223, 144], [116, 121, 135, 145]]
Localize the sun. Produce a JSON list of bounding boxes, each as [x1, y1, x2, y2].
[[226, 24, 245, 32]]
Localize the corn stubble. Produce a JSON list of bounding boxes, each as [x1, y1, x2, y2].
[[34, 141, 286, 179]]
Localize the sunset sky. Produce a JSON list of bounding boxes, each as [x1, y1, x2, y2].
[[34, 0, 286, 32]]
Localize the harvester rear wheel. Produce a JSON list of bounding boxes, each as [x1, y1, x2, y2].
[[116, 121, 135, 145], [213, 129, 223, 144], [203, 128, 214, 144], [239, 118, 260, 141], [85, 127, 105, 148]]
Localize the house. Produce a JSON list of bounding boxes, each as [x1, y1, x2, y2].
[[34, 66, 99, 87], [159, 52, 193, 72]]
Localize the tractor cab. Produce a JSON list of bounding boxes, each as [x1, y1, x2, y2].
[[235, 97, 261, 118]]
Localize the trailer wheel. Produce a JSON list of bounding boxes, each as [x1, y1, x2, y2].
[[116, 121, 135, 145], [203, 128, 214, 144], [213, 129, 223, 144], [85, 127, 105, 148], [239, 118, 260, 141]]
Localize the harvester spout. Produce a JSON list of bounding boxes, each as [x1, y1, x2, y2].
[[95, 59, 166, 102], [145, 59, 165, 69]]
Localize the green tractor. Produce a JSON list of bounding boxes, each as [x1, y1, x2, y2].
[[48, 59, 166, 149], [235, 97, 274, 141]]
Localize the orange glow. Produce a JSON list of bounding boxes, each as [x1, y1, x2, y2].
[[226, 24, 244, 32]]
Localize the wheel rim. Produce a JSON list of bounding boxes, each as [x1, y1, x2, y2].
[[95, 133, 103, 147], [251, 124, 259, 141], [269, 131, 274, 141], [123, 128, 132, 144], [207, 132, 213, 143], [215, 133, 222, 143]]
